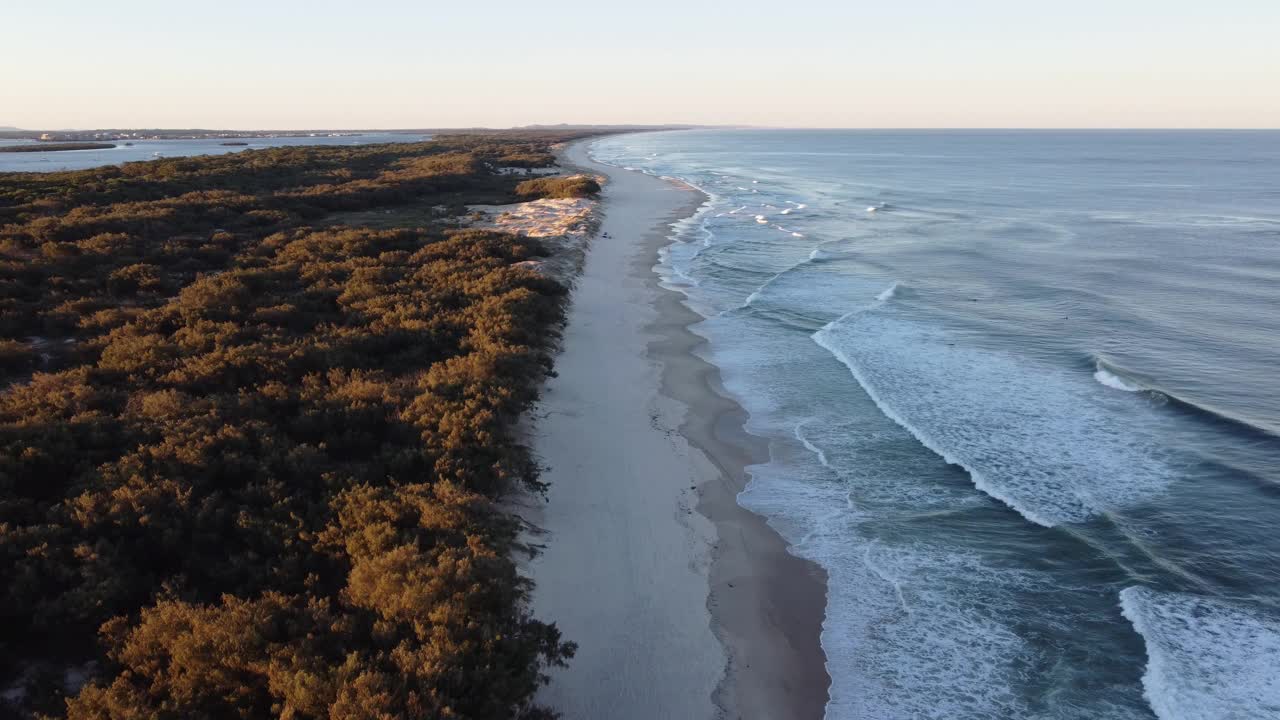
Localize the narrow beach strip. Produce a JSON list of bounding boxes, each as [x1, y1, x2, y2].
[[524, 138, 830, 719]]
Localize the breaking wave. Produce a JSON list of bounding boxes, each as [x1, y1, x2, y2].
[[813, 310, 1177, 526], [1120, 587, 1280, 720], [1095, 365, 1143, 392]]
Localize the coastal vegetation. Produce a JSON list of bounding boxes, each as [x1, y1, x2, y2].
[[0, 144, 115, 154], [0, 131, 602, 718], [514, 176, 600, 200]]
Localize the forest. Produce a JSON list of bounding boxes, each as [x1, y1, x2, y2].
[[0, 131, 605, 719]]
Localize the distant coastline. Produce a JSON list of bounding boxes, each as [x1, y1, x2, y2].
[[0, 142, 115, 153], [0, 133, 429, 173]]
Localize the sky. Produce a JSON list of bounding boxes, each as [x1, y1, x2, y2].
[[3, 0, 1278, 129]]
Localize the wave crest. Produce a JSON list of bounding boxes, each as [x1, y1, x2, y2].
[[1121, 587, 1280, 720], [813, 311, 1175, 526], [1095, 365, 1143, 392]]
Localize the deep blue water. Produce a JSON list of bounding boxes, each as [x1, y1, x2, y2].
[[0, 133, 427, 172], [591, 130, 1280, 720]]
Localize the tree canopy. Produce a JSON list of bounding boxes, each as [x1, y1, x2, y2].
[[0, 131, 604, 719]]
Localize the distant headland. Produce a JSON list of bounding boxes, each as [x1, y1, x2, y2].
[[0, 142, 116, 153], [0, 124, 704, 145]]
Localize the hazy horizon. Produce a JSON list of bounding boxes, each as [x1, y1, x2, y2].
[[9, 125, 1280, 132], [7, 0, 1279, 130]]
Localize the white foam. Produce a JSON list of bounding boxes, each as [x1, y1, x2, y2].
[[1120, 587, 1280, 720], [793, 420, 832, 469], [755, 215, 769, 224], [792, 232, 804, 237], [1095, 364, 1142, 392], [812, 310, 1175, 526], [592, 134, 1166, 720], [703, 322, 1044, 718], [686, 305, 1120, 720], [876, 282, 899, 302], [750, 478, 1045, 720]]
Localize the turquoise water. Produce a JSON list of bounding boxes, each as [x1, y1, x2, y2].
[[0, 133, 427, 172], [591, 130, 1280, 720]]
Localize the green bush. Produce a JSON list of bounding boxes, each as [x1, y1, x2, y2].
[[515, 175, 601, 200]]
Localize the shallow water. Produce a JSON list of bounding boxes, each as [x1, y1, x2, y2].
[[592, 129, 1280, 720], [0, 133, 426, 172]]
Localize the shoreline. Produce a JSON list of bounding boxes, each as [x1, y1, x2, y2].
[[610, 142, 832, 719], [525, 136, 829, 718], [646, 216, 832, 720]]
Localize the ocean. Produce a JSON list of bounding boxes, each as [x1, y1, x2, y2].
[[590, 129, 1280, 720], [0, 133, 427, 172]]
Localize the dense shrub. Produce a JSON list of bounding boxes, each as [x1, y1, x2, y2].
[[514, 176, 601, 200], [0, 132, 601, 719], [0, 339, 35, 374]]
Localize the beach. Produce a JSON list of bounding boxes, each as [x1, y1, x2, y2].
[[521, 139, 829, 719]]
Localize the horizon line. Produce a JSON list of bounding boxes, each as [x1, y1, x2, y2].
[[5, 125, 1280, 133]]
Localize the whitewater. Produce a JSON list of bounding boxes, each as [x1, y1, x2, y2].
[[591, 129, 1280, 720]]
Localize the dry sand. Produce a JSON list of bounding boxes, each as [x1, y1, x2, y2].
[[468, 193, 598, 283], [521, 139, 829, 719]]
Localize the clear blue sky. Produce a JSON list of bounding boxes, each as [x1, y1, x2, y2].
[[4, 0, 1278, 129]]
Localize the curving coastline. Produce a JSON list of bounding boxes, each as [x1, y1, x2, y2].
[[635, 172, 832, 719], [524, 137, 829, 719]]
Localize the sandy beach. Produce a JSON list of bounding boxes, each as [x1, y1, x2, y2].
[[521, 139, 829, 719]]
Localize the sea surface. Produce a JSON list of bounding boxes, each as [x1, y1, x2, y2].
[[0, 133, 426, 173], [590, 129, 1280, 720]]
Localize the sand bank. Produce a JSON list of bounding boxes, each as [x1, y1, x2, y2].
[[521, 138, 829, 719]]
